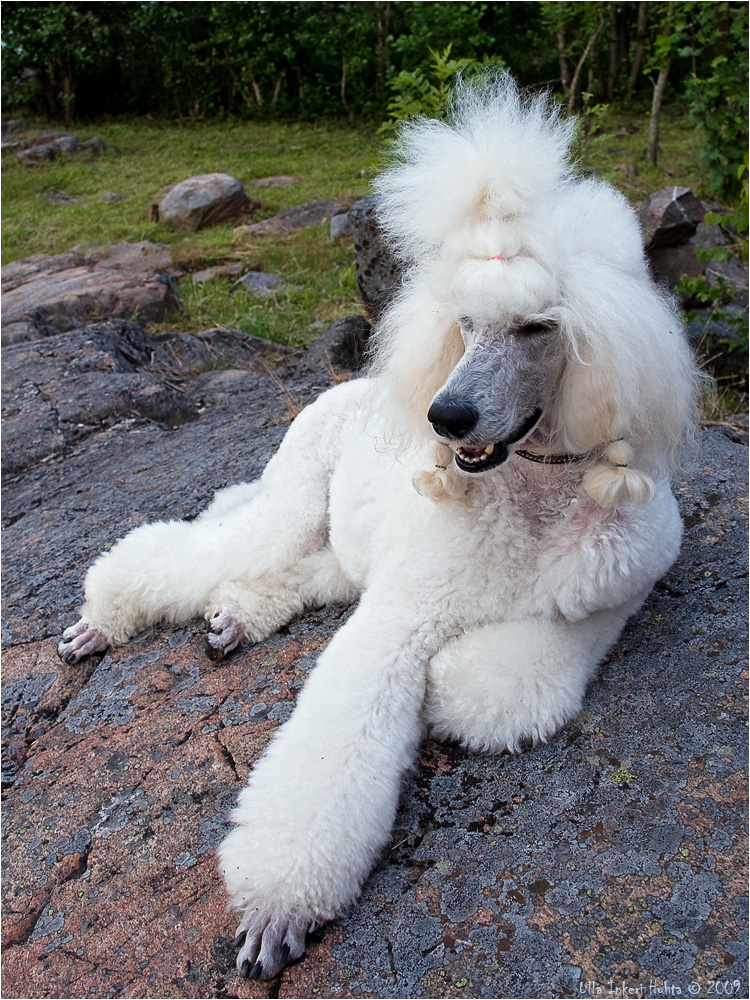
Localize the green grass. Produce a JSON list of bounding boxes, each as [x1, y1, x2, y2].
[[0, 107, 738, 352], [2, 117, 381, 346]]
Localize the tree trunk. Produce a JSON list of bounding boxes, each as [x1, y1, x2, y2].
[[646, 56, 672, 166], [626, 2, 648, 97], [606, 15, 618, 101], [568, 18, 605, 110], [60, 70, 75, 124], [375, 0, 391, 108], [557, 29, 571, 94], [341, 56, 352, 117]]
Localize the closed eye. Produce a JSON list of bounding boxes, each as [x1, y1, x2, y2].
[[519, 320, 557, 336]]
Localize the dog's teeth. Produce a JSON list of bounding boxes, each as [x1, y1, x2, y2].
[[484, 444, 495, 455]]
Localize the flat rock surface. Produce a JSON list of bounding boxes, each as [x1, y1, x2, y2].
[[1, 243, 181, 345], [234, 198, 355, 238], [1, 325, 747, 999]]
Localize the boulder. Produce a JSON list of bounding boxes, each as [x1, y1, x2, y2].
[[349, 194, 403, 321], [639, 186, 706, 248], [647, 217, 749, 311], [303, 315, 372, 373], [648, 244, 706, 294], [1, 321, 199, 475], [1, 319, 301, 479], [3, 117, 28, 134], [1, 242, 180, 344], [234, 198, 355, 237], [159, 174, 254, 231]]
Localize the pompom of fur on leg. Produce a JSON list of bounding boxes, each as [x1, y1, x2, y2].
[[412, 443, 468, 501], [582, 440, 656, 509]]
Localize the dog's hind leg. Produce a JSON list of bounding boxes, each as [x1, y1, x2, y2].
[[59, 381, 367, 663], [425, 602, 642, 754]]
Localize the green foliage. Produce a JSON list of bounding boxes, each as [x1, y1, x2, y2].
[[380, 46, 506, 130], [1, 0, 747, 190], [684, 4, 749, 198]]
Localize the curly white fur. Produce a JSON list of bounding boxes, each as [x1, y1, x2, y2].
[[59, 76, 701, 981]]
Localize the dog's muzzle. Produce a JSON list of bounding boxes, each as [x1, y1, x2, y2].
[[444, 407, 544, 474]]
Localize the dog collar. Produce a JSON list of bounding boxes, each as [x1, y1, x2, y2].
[[514, 448, 589, 465]]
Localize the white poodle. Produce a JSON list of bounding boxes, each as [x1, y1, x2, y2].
[[59, 78, 701, 980]]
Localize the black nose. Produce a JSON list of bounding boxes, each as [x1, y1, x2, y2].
[[427, 398, 479, 439]]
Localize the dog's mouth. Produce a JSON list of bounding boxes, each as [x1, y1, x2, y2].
[[453, 408, 543, 474]]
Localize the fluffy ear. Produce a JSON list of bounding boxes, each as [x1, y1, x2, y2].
[[372, 275, 465, 448], [545, 180, 702, 470], [547, 262, 701, 473]]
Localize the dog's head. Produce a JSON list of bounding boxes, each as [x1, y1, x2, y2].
[[372, 76, 702, 506], [427, 311, 564, 474]]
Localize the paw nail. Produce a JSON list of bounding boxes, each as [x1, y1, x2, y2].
[[240, 959, 251, 978], [202, 635, 223, 661], [279, 943, 290, 965], [233, 931, 246, 949], [249, 962, 263, 980]]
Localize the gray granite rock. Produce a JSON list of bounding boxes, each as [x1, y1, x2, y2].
[[330, 212, 353, 239], [639, 187, 706, 248], [232, 270, 284, 297], [1, 242, 180, 344], [349, 194, 403, 321], [17, 134, 79, 163], [159, 173, 254, 231]]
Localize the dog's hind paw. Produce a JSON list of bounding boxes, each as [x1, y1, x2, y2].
[[58, 620, 110, 664], [203, 610, 244, 661], [233, 912, 309, 980]]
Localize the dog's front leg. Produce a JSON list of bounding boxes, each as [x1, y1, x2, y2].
[[219, 586, 439, 980]]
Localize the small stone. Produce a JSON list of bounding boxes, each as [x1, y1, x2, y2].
[[101, 192, 125, 202], [330, 213, 351, 239], [253, 175, 298, 188], [232, 271, 284, 297]]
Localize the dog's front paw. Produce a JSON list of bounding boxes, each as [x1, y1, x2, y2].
[[57, 620, 110, 663], [233, 910, 309, 980], [202, 610, 244, 661]]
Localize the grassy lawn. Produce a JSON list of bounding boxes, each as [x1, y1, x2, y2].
[[0, 107, 739, 352], [2, 118, 380, 347]]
